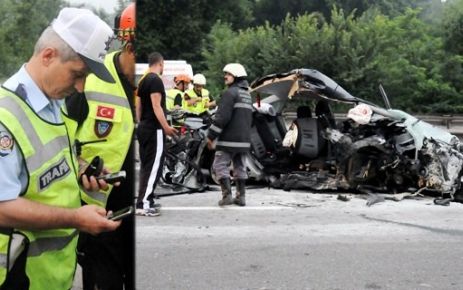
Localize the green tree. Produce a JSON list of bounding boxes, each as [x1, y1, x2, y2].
[[136, 0, 254, 68], [0, 0, 65, 80], [203, 6, 462, 113], [441, 0, 463, 54], [252, 0, 330, 25], [252, 0, 442, 26]]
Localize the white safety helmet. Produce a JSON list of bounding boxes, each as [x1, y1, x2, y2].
[[192, 73, 206, 85], [223, 63, 247, 77]]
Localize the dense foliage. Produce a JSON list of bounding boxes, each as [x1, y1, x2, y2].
[[203, 7, 463, 113], [0, 0, 64, 79], [137, 0, 463, 114], [1, 1, 463, 113]]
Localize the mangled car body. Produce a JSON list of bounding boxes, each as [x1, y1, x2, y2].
[[248, 69, 463, 201]]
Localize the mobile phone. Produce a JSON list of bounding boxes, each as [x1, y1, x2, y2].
[[83, 156, 104, 178], [97, 171, 126, 184], [107, 206, 134, 221]]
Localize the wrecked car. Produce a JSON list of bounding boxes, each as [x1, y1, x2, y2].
[[247, 68, 463, 202]]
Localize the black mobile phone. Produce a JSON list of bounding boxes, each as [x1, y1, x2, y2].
[[83, 156, 104, 178], [97, 171, 126, 184], [107, 206, 134, 221]]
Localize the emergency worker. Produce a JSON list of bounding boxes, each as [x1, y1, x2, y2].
[[0, 8, 119, 290], [207, 63, 253, 206], [183, 73, 215, 114], [166, 74, 191, 111], [64, 3, 136, 289]]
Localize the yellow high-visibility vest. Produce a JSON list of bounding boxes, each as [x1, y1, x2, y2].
[[74, 51, 134, 207], [0, 87, 81, 290], [166, 88, 184, 111], [183, 88, 210, 114]]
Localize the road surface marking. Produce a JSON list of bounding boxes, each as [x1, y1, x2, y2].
[[160, 206, 294, 211]]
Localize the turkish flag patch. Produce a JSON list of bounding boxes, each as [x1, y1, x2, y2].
[[96, 105, 115, 119]]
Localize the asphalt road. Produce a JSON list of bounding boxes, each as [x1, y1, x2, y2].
[[136, 187, 463, 290]]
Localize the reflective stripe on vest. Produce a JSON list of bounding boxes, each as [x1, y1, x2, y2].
[[0, 253, 5, 284], [82, 189, 107, 205], [76, 51, 134, 207], [0, 88, 81, 290], [210, 124, 222, 134], [0, 255, 5, 269], [233, 103, 253, 110], [28, 230, 78, 257], [0, 97, 70, 172], [85, 91, 131, 107], [216, 141, 251, 148], [0, 232, 27, 279]]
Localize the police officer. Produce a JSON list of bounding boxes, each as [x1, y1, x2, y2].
[[64, 3, 136, 290], [0, 8, 119, 290], [207, 63, 253, 206], [183, 73, 215, 114]]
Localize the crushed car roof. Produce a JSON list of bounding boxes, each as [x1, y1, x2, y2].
[[251, 68, 361, 103]]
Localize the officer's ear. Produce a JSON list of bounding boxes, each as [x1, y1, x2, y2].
[[41, 47, 59, 66], [124, 42, 135, 54]]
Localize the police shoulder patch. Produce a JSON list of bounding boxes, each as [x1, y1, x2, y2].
[[0, 131, 14, 157], [94, 120, 113, 138]]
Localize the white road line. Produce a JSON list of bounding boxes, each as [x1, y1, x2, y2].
[[160, 206, 294, 211]]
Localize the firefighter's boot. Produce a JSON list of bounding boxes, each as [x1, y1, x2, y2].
[[233, 179, 246, 206], [218, 178, 233, 206]]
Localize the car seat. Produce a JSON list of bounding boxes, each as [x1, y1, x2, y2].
[[293, 105, 326, 159], [315, 100, 336, 129], [253, 112, 286, 152]]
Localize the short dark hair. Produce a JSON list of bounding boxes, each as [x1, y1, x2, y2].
[[148, 52, 163, 66]]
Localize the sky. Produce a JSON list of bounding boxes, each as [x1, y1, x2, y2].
[[67, 0, 119, 13]]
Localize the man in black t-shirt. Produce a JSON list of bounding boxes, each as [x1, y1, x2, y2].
[[135, 52, 178, 216]]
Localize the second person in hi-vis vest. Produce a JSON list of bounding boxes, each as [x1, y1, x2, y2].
[[183, 73, 216, 115], [63, 3, 136, 290]]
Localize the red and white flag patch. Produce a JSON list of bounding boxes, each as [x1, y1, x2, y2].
[[96, 105, 115, 119]]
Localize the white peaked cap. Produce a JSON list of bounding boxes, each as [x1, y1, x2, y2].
[[52, 7, 115, 83]]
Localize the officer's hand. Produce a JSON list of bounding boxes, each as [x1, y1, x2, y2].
[[207, 138, 215, 150], [164, 126, 179, 137], [81, 174, 109, 192], [99, 167, 121, 187], [74, 205, 121, 235]]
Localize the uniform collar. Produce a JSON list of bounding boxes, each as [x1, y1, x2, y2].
[[3, 64, 51, 113]]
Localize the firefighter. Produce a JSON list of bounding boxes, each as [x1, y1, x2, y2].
[[183, 73, 216, 114], [207, 63, 253, 206], [64, 2, 136, 289]]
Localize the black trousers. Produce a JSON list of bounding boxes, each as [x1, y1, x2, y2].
[[136, 125, 165, 209], [78, 144, 135, 290]]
